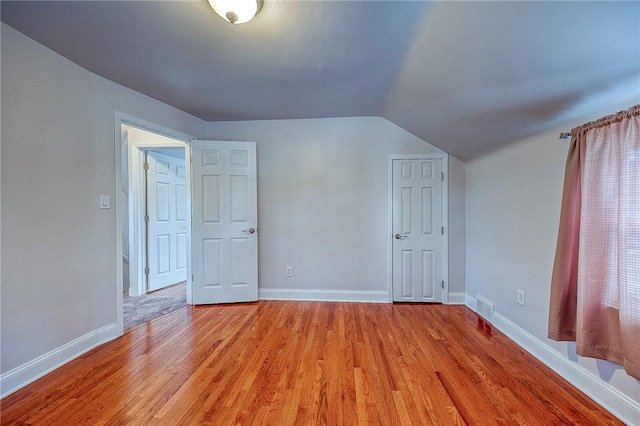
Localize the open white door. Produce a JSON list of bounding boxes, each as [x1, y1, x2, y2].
[[146, 150, 188, 291], [191, 141, 258, 304]]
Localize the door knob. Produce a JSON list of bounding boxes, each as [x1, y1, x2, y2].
[[243, 227, 256, 234], [394, 233, 408, 240]]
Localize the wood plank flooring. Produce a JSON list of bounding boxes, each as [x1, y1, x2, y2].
[[0, 302, 622, 425]]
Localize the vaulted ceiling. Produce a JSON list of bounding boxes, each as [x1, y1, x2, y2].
[[2, 1, 639, 161]]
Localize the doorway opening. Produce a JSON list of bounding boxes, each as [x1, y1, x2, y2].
[[116, 115, 193, 333], [115, 114, 259, 334]]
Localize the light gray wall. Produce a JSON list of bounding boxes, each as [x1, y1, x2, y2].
[[448, 156, 466, 297], [208, 117, 466, 296], [0, 23, 207, 374], [466, 113, 640, 413]]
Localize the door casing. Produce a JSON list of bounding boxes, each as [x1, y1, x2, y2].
[[387, 154, 449, 304], [114, 112, 194, 336]]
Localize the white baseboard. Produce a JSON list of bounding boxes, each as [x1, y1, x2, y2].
[[464, 299, 639, 425], [259, 288, 389, 303], [447, 292, 466, 305], [0, 323, 118, 398], [465, 294, 477, 310], [259, 289, 466, 305]]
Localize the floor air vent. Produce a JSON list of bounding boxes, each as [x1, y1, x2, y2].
[[476, 295, 495, 322]]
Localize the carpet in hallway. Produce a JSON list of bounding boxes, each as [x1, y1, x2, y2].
[[123, 293, 187, 329]]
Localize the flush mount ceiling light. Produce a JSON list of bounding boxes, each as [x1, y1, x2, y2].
[[208, 0, 264, 25]]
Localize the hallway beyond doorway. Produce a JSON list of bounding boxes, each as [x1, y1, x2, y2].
[[123, 282, 186, 329]]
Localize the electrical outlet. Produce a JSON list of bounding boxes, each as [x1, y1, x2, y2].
[[517, 290, 525, 306], [285, 266, 293, 277]]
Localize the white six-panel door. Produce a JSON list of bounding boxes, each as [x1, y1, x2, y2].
[[392, 158, 443, 302], [191, 141, 258, 304], [147, 150, 188, 291]]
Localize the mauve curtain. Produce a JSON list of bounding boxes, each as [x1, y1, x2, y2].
[[549, 105, 640, 380]]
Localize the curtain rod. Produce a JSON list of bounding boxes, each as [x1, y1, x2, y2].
[[558, 104, 640, 141]]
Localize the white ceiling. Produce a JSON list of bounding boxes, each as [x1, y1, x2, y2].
[[2, 1, 639, 161]]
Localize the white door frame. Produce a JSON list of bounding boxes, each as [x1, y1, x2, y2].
[[387, 154, 449, 304], [114, 112, 195, 336]]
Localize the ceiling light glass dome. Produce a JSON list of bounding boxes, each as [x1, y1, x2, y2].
[[208, 0, 263, 25]]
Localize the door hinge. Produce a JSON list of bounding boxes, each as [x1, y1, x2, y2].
[[143, 162, 149, 171], [441, 281, 445, 289], [192, 274, 194, 282], [441, 226, 444, 235], [441, 172, 445, 181], [144, 267, 150, 275], [145, 215, 149, 223]]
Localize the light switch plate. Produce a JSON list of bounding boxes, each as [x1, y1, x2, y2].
[[99, 195, 110, 209]]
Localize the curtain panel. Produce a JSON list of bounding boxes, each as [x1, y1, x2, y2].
[[549, 105, 640, 380]]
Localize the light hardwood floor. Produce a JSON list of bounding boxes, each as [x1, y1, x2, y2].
[[1, 302, 622, 425]]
